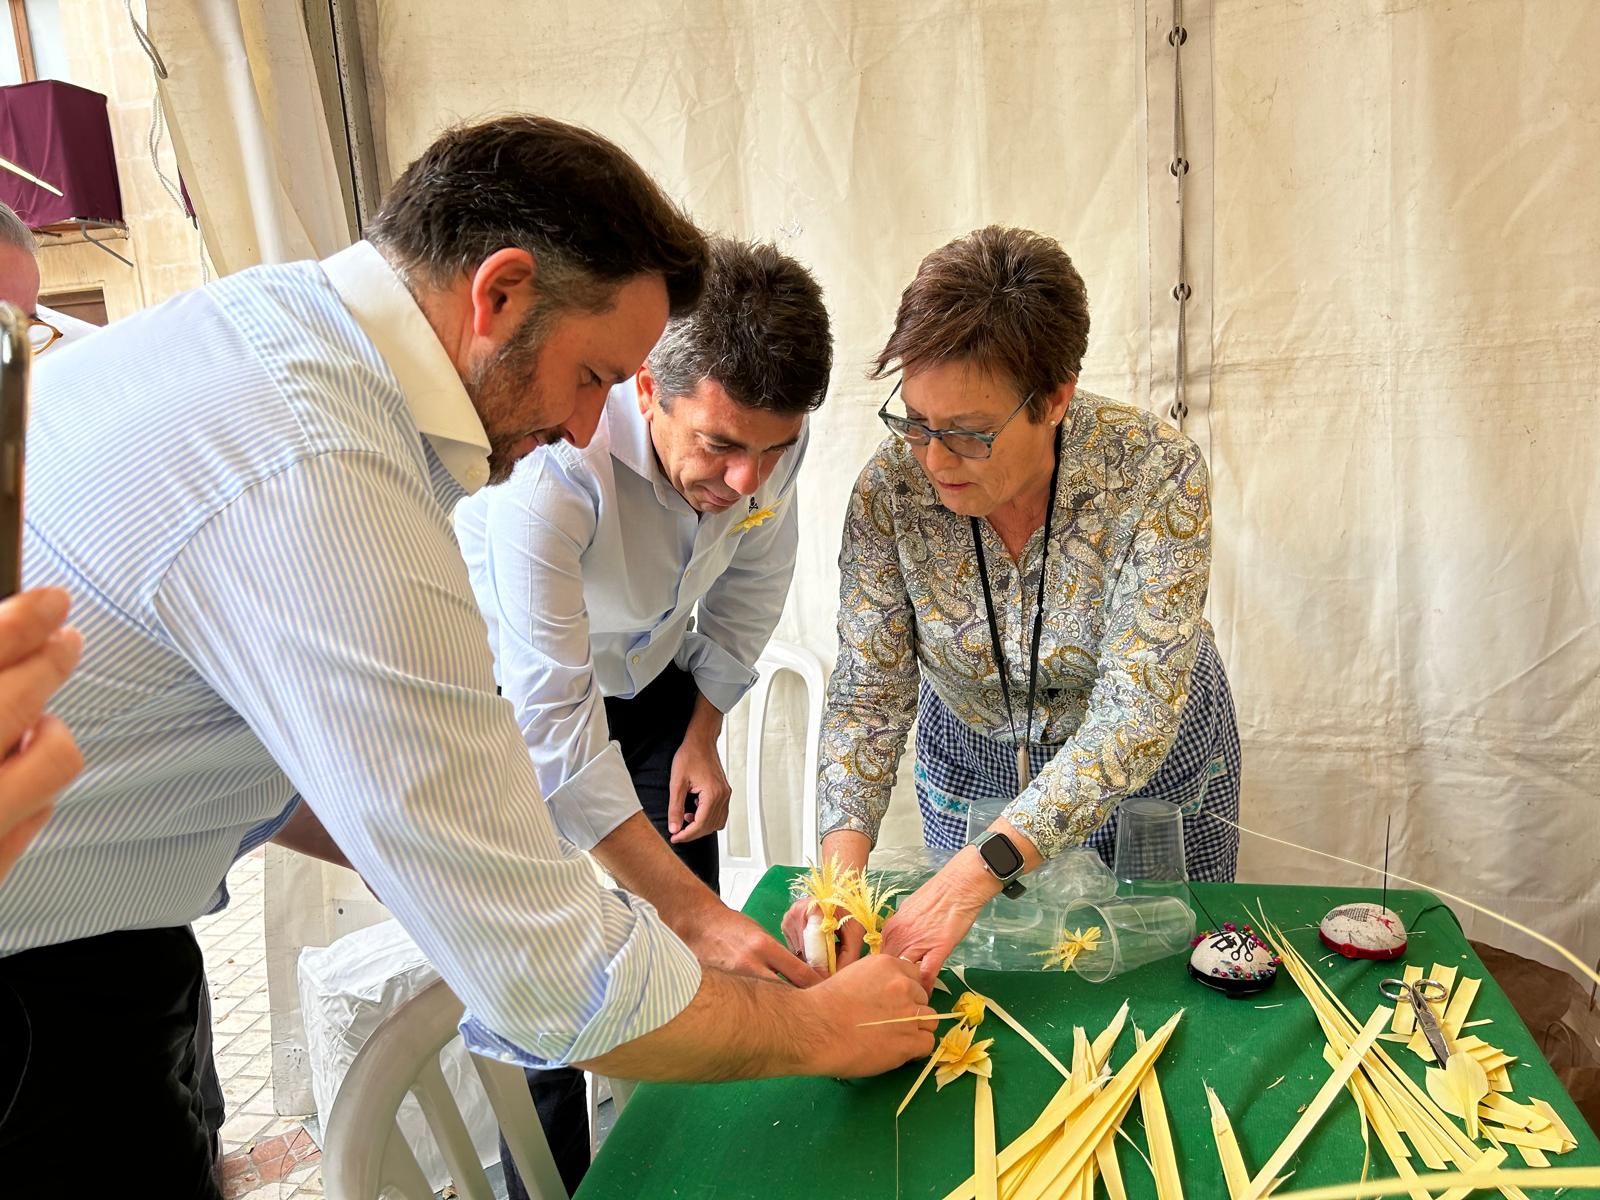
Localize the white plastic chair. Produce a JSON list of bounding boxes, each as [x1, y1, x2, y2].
[[323, 978, 568, 1200], [717, 639, 826, 909]]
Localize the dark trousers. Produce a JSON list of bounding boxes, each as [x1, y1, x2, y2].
[[195, 980, 227, 1156], [0, 925, 222, 1198], [504, 663, 717, 1198]]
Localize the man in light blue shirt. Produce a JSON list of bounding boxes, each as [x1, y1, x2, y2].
[[456, 237, 832, 1193], [1, 198, 239, 1176], [0, 116, 933, 1196]]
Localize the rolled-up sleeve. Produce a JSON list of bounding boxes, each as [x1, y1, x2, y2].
[[155, 450, 700, 1066], [816, 451, 920, 845]]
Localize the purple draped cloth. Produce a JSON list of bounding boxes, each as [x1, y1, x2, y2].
[[0, 80, 124, 227]]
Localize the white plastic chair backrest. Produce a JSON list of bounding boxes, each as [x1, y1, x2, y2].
[[323, 977, 568, 1200], [718, 639, 826, 909]]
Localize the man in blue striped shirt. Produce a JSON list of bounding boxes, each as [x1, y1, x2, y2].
[[0, 115, 933, 1195]]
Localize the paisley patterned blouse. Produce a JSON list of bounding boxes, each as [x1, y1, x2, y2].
[[817, 394, 1215, 860]]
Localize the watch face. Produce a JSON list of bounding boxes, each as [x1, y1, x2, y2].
[[980, 834, 1024, 878]]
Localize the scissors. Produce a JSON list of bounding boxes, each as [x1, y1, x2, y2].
[[1379, 976, 1451, 1066]]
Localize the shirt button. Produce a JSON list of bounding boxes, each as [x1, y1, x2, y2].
[[466, 463, 489, 488], [630, 654, 642, 665]]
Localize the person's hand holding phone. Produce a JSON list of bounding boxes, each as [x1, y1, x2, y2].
[[0, 587, 83, 881], [0, 300, 31, 599]]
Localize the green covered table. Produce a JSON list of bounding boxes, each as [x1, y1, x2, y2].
[[577, 870, 1599, 1198]]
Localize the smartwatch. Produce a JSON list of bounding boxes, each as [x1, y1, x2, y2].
[[975, 832, 1028, 898]]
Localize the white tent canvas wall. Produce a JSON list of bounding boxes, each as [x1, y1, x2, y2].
[[367, 0, 1599, 965], [148, 0, 1599, 1103]]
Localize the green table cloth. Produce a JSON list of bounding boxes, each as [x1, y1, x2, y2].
[[577, 870, 1599, 1198]]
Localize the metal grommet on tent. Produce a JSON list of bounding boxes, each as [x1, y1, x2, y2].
[[1168, 0, 1191, 431]]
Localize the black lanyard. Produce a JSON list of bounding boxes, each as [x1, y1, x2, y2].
[[969, 428, 1063, 789]]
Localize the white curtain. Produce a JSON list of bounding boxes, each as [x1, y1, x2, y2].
[[146, 0, 363, 1113], [365, 0, 1600, 980], [1206, 0, 1600, 975], [147, 0, 348, 272]]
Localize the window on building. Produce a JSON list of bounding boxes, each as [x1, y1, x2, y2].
[[2, 0, 72, 87], [40, 286, 107, 327]]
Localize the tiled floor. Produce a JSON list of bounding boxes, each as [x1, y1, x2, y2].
[[194, 850, 605, 1200], [195, 847, 324, 1199]]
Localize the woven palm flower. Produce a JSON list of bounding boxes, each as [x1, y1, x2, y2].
[[797, 857, 857, 910], [933, 1022, 995, 1090], [835, 872, 900, 954], [952, 991, 986, 1028], [1033, 925, 1105, 972]]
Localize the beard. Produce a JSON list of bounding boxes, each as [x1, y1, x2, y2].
[[468, 307, 562, 485]]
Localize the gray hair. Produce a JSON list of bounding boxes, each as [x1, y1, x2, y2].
[[0, 204, 37, 257]]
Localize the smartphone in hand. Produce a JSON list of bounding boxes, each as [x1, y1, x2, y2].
[[0, 302, 30, 599]]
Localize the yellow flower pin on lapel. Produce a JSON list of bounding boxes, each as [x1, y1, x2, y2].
[[730, 497, 780, 534]]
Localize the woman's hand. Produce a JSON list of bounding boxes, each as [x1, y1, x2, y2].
[[880, 846, 1004, 987], [883, 822, 1044, 986], [780, 830, 871, 973]]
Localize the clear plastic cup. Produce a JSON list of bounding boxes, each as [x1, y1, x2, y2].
[[946, 795, 1125, 970], [1112, 797, 1187, 896], [953, 856, 1116, 972], [956, 899, 1055, 971], [1058, 895, 1197, 982], [964, 795, 1011, 845], [963, 796, 1117, 905], [1030, 848, 1118, 906]]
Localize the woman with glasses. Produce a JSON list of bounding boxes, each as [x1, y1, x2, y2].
[[784, 226, 1239, 979]]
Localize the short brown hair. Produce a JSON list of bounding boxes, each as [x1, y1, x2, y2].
[[648, 237, 832, 415], [872, 226, 1089, 420], [370, 115, 707, 317]]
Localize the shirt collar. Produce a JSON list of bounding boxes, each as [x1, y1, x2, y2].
[[321, 240, 493, 494], [604, 377, 696, 512]]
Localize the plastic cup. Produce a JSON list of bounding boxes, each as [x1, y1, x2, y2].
[[948, 849, 1118, 971], [1030, 848, 1118, 906], [964, 795, 1011, 845], [1112, 797, 1187, 895], [955, 899, 1054, 971], [1058, 895, 1197, 982]]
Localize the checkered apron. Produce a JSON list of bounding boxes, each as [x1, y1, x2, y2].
[[913, 634, 1241, 881]]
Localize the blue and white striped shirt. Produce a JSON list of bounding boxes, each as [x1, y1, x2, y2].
[[1, 241, 703, 1067]]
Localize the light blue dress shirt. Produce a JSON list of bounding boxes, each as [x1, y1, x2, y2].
[[0, 241, 702, 1068], [454, 381, 805, 849]]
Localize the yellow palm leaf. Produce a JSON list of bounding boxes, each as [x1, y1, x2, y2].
[[1034, 926, 1105, 972]]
